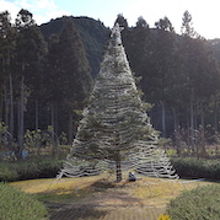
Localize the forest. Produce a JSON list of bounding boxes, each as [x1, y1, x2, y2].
[[1, 9, 220, 159], [2, 7, 220, 220]]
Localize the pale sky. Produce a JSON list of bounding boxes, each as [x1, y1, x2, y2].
[[1, 0, 220, 39]]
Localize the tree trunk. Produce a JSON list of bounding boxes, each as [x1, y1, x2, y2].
[[35, 100, 39, 130], [4, 84, 9, 126], [9, 72, 14, 136], [172, 107, 178, 132], [18, 75, 25, 156], [200, 104, 206, 157], [214, 97, 218, 132], [194, 101, 198, 130], [0, 93, 3, 122], [51, 102, 55, 145], [186, 115, 191, 154], [55, 103, 58, 136], [190, 89, 194, 154], [68, 110, 73, 144], [172, 108, 181, 156], [51, 102, 58, 156], [115, 152, 122, 182], [160, 101, 166, 137]]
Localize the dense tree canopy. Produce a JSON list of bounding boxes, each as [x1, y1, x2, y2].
[[0, 9, 220, 159]]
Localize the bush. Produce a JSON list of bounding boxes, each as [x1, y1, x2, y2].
[[171, 157, 220, 179], [0, 158, 63, 182], [0, 183, 48, 220], [167, 185, 220, 220], [0, 164, 19, 182]]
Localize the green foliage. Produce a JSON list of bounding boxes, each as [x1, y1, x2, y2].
[[171, 157, 220, 179], [168, 185, 220, 220], [155, 16, 174, 32], [24, 127, 68, 154], [0, 183, 48, 220], [0, 164, 19, 182], [24, 129, 42, 148], [0, 122, 9, 148], [181, 10, 195, 37], [0, 158, 63, 182], [158, 137, 172, 147], [1, 9, 220, 159], [40, 16, 109, 77], [59, 131, 68, 145]]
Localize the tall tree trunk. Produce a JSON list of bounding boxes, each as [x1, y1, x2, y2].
[[4, 84, 9, 126], [186, 115, 190, 154], [18, 75, 24, 155], [194, 101, 198, 130], [115, 152, 122, 182], [51, 102, 55, 129], [172, 107, 178, 132], [0, 94, 3, 122], [9, 72, 14, 136], [200, 104, 206, 157], [51, 102, 55, 143], [160, 101, 166, 137], [68, 110, 73, 144], [51, 102, 57, 156], [55, 103, 58, 136], [35, 100, 39, 130], [190, 89, 194, 154], [214, 96, 218, 132], [172, 108, 181, 156]]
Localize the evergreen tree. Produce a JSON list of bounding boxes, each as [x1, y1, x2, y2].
[[153, 17, 176, 136], [155, 16, 174, 32], [0, 11, 16, 136], [46, 19, 93, 144], [114, 14, 128, 29], [136, 16, 149, 29], [181, 10, 195, 37], [59, 20, 93, 143], [60, 23, 177, 182], [15, 9, 47, 157]]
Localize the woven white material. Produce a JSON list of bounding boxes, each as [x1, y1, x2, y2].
[[58, 23, 178, 180]]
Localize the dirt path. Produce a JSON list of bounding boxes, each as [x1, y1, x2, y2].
[[46, 186, 164, 220]]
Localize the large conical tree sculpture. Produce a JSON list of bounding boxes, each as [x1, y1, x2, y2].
[[59, 23, 178, 182]]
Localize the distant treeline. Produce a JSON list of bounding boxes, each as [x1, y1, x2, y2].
[[1, 9, 220, 157], [0, 9, 107, 157], [117, 13, 220, 155]]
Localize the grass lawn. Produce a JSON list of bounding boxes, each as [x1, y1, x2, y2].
[[10, 174, 218, 220]]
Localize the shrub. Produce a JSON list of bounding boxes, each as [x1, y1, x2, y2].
[[167, 185, 220, 220], [0, 164, 19, 182], [0, 183, 48, 220], [0, 158, 63, 182], [171, 157, 220, 179], [36, 159, 63, 178]]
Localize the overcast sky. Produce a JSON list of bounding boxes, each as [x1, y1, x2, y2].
[[1, 0, 220, 39]]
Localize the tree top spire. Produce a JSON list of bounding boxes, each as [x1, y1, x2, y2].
[[110, 22, 124, 46]]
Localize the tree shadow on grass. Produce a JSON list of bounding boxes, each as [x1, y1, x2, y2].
[[43, 178, 142, 219], [89, 178, 116, 191]]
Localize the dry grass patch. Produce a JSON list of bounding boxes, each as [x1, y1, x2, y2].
[[131, 177, 216, 208], [10, 175, 102, 194]]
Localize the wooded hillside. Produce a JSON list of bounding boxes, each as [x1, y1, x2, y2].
[[1, 10, 220, 158]]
